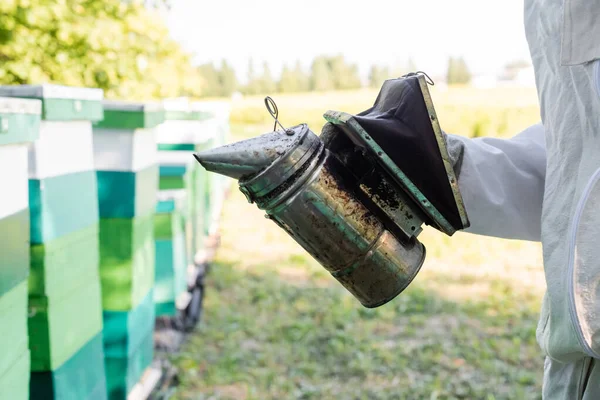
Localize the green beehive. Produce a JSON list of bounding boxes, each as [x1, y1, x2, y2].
[[92, 101, 161, 314], [0, 84, 103, 121], [28, 277, 103, 371], [0, 96, 41, 400], [154, 190, 188, 316], [30, 333, 107, 400], [29, 224, 99, 298], [0, 86, 106, 400], [155, 99, 215, 265], [0, 350, 30, 400], [0, 282, 28, 385], [103, 290, 155, 358], [105, 332, 154, 400], [190, 101, 231, 239], [99, 215, 155, 311]]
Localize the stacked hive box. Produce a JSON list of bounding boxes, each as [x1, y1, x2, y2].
[[156, 99, 215, 269], [190, 101, 231, 240], [0, 97, 41, 400], [92, 101, 162, 399], [154, 190, 189, 317], [0, 85, 108, 399]]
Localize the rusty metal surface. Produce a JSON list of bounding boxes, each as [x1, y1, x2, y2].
[[194, 116, 429, 308], [263, 151, 426, 308]]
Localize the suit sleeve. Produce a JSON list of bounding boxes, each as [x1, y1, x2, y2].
[[445, 123, 546, 242]]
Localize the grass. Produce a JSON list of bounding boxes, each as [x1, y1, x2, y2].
[[171, 88, 546, 399]]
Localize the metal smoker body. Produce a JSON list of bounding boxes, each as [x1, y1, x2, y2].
[[195, 74, 469, 308]]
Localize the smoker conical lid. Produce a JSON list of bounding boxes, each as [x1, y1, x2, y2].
[[193, 128, 301, 180]]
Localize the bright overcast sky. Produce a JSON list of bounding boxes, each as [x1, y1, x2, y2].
[[166, 0, 530, 82]]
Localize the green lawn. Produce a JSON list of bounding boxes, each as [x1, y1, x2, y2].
[[171, 89, 546, 399]]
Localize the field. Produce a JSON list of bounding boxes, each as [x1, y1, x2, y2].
[[170, 86, 547, 399]]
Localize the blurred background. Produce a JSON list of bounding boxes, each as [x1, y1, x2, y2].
[[1, 0, 545, 399]]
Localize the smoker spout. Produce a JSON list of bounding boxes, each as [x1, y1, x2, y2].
[[193, 129, 302, 180]]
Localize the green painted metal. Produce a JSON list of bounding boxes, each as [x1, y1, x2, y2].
[[0, 209, 29, 297], [29, 224, 99, 298], [105, 332, 153, 400], [0, 111, 40, 146], [28, 277, 103, 372], [0, 349, 29, 400], [96, 165, 159, 219], [102, 289, 155, 358], [0, 281, 28, 380], [29, 171, 99, 244], [98, 214, 155, 311], [30, 333, 107, 400]]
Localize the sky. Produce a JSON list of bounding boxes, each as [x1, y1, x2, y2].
[[165, 0, 531, 83]]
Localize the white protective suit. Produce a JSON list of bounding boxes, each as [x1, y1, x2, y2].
[[445, 0, 600, 397]]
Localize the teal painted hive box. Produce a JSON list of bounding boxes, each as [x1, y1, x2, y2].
[[30, 333, 107, 400], [0, 85, 103, 245], [99, 215, 155, 311], [93, 101, 159, 316], [105, 332, 154, 400], [0, 97, 40, 296], [103, 289, 155, 358], [0, 350, 30, 400], [93, 101, 162, 219], [0, 282, 28, 386], [156, 154, 196, 267], [0, 96, 41, 400], [28, 276, 103, 371], [94, 101, 164, 130], [154, 190, 188, 316], [190, 101, 231, 238], [156, 99, 215, 262], [29, 224, 99, 298]]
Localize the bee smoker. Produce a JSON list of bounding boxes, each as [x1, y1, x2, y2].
[[194, 73, 469, 308]]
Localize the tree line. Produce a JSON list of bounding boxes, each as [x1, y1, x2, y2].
[[0, 1, 472, 100], [197, 56, 472, 98]]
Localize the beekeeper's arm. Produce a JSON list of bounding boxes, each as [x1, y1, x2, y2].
[[445, 123, 546, 242]]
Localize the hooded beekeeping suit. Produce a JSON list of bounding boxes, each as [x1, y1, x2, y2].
[[445, 0, 600, 397]]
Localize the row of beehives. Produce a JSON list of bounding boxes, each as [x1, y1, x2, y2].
[[0, 85, 229, 400]]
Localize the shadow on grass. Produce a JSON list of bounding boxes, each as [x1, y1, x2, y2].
[[170, 260, 543, 400]]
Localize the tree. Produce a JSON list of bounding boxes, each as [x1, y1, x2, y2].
[[278, 65, 298, 93], [310, 55, 361, 91], [368, 65, 390, 88], [310, 56, 334, 91], [242, 58, 262, 95], [218, 60, 238, 97], [196, 63, 221, 97], [258, 62, 277, 94], [446, 56, 471, 85], [0, 0, 205, 100], [294, 60, 310, 92]]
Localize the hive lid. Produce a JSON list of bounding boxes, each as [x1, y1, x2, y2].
[[323, 74, 469, 235], [162, 98, 211, 121], [0, 84, 103, 121], [94, 100, 165, 130], [0, 97, 41, 145]]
